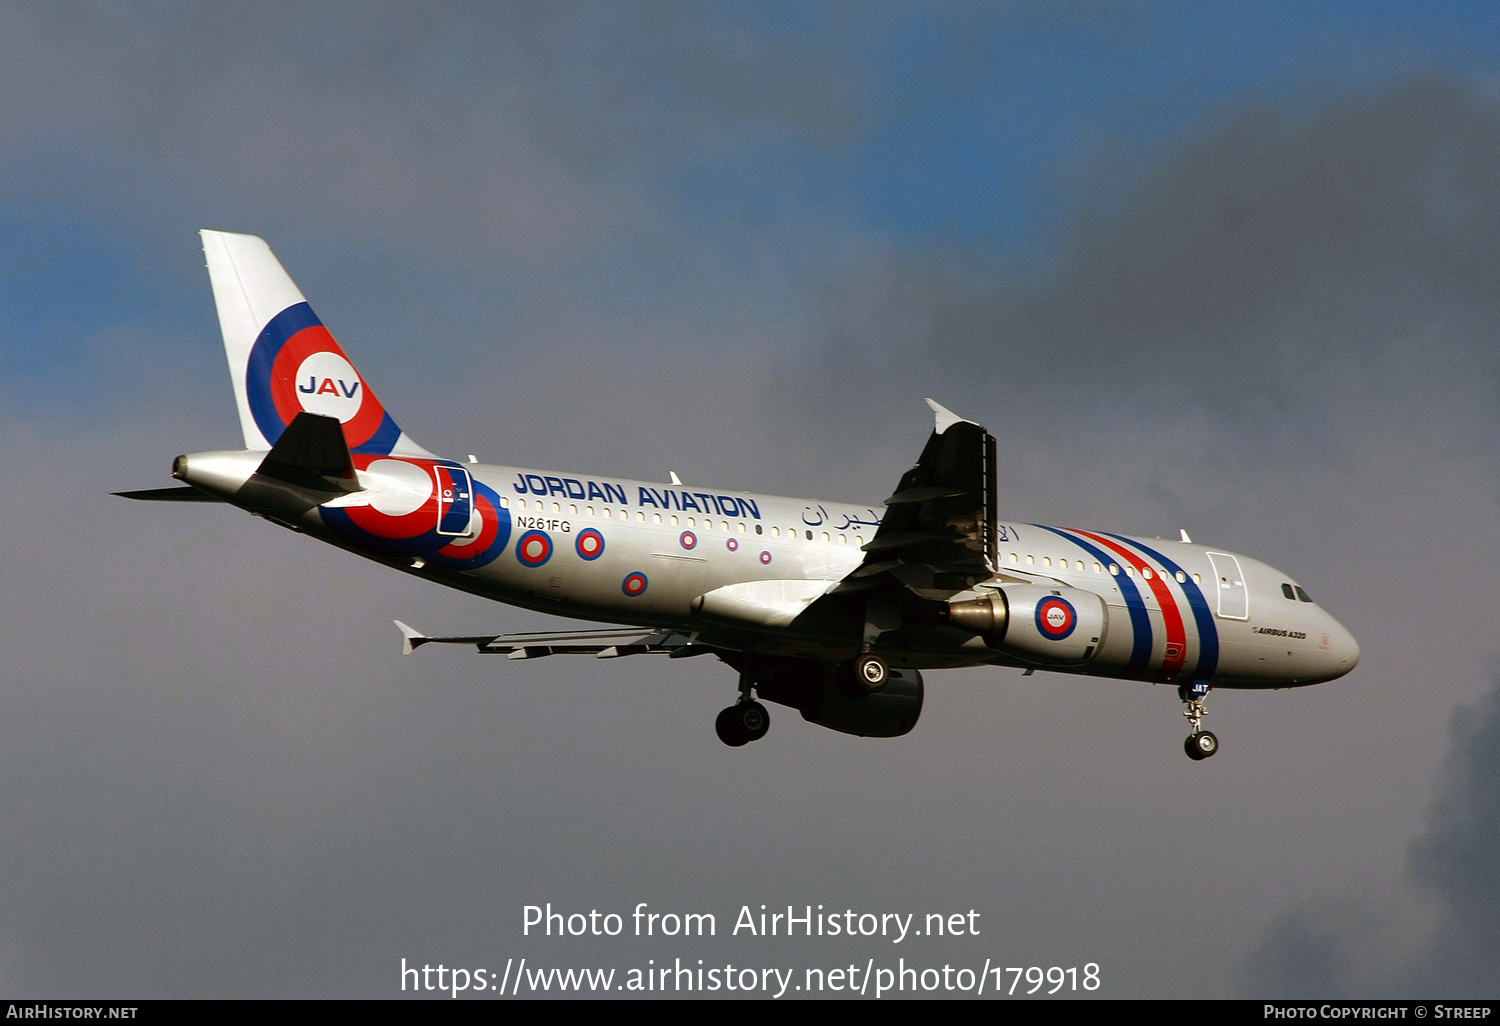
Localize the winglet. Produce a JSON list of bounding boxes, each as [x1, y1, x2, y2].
[[393, 620, 428, 655], [925, 398, 977, 435], [1180, 529, 1193, 544]]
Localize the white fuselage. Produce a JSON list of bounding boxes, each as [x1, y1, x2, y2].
[[178, 449, 1360, 690]]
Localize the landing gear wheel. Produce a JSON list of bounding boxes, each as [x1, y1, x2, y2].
[[1185, 730, 1219, 761], [737, 700, 770, 742], [715, 701, 770, 747], [854, 653, 889, 692]]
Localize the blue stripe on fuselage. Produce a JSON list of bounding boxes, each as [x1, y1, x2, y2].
[[1102, 534, 1219, 680], [1037, 525, 1153, 675]]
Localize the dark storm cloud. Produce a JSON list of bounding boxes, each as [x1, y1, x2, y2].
[[1239, 675, 1500, 997], [0, 3, 861, 263], [1406, 676, 1500, 991], [794, 78, 1500, 437]]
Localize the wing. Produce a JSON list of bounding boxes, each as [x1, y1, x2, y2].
[[393, 621, 716, 660], [831, 398, 999, 601]]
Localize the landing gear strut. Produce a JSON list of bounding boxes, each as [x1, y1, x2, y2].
[[1179, 681, 1218, 761], [715, 665, 770, 747]]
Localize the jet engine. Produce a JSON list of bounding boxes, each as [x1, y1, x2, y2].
[[756, 661, 923, 738], [944, 584, 1107, 665]]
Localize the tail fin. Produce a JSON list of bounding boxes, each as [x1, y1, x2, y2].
[[200, 230, 432, 457]]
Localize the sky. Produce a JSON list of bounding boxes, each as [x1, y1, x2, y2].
[[2, 0, 1499, 999]]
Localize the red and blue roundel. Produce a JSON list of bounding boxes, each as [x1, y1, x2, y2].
[[759, 550, 772, 565], [1035, 596, 1077, 640], [726, 538, 738, 551], [679, 531, 697, 550], [245, 303, 404, 454], [516, 530, 553, 568], [576, 529, 605, 561], [622, 572, 648, 597], [318, 457, 511, 570]]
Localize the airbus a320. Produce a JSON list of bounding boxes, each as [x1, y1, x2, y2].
[[119, 231, 1360, 759]]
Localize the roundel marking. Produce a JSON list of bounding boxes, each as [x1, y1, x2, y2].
[[1036, 596, 1078, 640], [576, 529, 605, 561], [266, 325, 388, 448], [318, 459, 510, 570], [292, 351, 363, 421], [726, 538, 738, 552], [759, 550, 772, 565], [516, 530, 553, 568], [679, 531, 697, 550], [622, 572, 648, 597]]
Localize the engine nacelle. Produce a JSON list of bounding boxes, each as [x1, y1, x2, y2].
[[756, 662, 923, 738], [945, 584, 1107, 665]]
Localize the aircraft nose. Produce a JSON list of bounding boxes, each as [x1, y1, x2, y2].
[[1327, 617, 1359, 673]]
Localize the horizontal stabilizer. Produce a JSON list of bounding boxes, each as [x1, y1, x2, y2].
[[392, 620, 704, 658], [114, 486, 224, 503], [393, 620, 428, 655], [256, 412, 356, 490]]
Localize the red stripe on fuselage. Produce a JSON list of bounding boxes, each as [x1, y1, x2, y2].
[[1072, 529, 1188, 681]]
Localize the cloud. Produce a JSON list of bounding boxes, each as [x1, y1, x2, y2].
[[789, 78, 1500, 443], [1239, 675, 1500, 997]]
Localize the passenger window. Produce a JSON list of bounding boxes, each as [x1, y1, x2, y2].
[[1026, 555, 1035, 566], [586, 505, 594, 517], [570, 504, 578, 515], [1109, 563, 1119, 576], [603, 508, 611, 519], [1295, 586, 1313, 603], [806, 530, 813, 541], [500, 497, 510, 509], [1175, 571, 1186, 583], [1094, 562, 1103, 573], [636, 511, 644, 522], [653, 513, 662, 524], [755, 524, 763, 535], [1282, 583, 1295, 600], [771, 526, 780, 538], [1043, 556, 1051, 568]]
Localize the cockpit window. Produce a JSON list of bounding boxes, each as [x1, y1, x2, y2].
[[1281, 583, 1295, 600], [1295, 586, 1313, 603]]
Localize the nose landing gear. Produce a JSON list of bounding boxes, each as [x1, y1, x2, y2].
[[1180, 681, 1218, 761]]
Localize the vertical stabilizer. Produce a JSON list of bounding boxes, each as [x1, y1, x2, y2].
[[200, 230, 432, 457]]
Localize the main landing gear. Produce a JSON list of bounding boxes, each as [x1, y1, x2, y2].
[[1180, 681, 1218, 761], [716, 665, 770, 748], [714, 653, 894, 747], [714, 701, 769, 747]]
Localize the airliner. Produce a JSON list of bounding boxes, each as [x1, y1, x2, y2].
[[119, 231, 1360, 759]]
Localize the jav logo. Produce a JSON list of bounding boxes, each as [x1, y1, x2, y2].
[[1035, 597, 1077, 640], [293, 351, 364, 421], [299, 376, 360, 399]]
